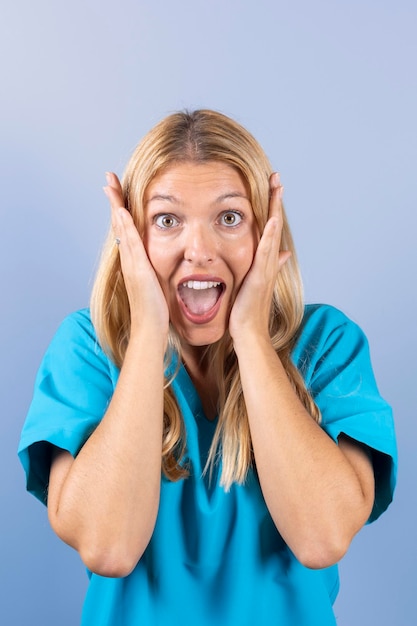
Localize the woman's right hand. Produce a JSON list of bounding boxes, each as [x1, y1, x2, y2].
[[47, 173, 169, 578], [104, 172, 170, 338]]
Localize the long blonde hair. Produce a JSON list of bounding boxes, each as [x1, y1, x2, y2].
[[91, 110, 320, 490]]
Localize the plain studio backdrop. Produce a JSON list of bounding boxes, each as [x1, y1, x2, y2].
[[1, 1, 415, 624]]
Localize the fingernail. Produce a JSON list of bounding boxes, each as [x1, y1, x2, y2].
[[103, 186, 110, 197], [271, 172, 281, 187], [105, 172, 112, 184]]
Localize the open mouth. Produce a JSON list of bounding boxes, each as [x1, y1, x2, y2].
[[178, 280, 225, 316]]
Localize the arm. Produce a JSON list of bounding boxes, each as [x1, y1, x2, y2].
[[230, 175, 375, 569], [48, 173, 169, 578]]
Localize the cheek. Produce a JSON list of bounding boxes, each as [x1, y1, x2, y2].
[[231, 232, 258, 275], [143, 236, 169, 279]]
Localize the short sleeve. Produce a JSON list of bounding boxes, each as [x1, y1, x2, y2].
[[292, 304, 397, 523], [18, 309, 119, 504]]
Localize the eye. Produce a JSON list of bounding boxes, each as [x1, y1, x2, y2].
[[219, 211, 243, 227], [154, 214, 179, 229]]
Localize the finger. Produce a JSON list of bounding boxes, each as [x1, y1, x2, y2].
[[116, 205, 135, 239], [103, 172, 126, 229], [268, 172, 284, 221], [255, 217, 291, 277], [113, 208, 142, 276], [105, 171, 123, 196], [262, 216, 281, 256], [115, 207, 150, 265], [278, 249, 292, 271], [115, 206, 136, 251], [251, 217, 281, 276]]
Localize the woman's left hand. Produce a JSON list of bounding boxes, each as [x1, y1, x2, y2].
[[231, 176, 375, 570], [229, 173, 291, 343]]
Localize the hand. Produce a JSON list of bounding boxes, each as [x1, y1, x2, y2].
[[103, 172, 170, 337], [229, 173, 291, 343]]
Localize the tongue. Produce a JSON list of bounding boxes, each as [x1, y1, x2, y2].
[[179, 285, 221, 315]]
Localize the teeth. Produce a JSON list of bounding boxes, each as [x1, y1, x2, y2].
[[182, 280, 221, 290]]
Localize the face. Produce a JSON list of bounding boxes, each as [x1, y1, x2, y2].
[[143, 161, 258, 353]]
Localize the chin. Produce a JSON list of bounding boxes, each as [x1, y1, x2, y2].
[[177, 324, 228, 349]]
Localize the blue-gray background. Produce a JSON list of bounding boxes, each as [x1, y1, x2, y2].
[[1, 1, 415, 624]]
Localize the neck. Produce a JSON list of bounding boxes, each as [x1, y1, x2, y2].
[[182, 346, 219, 421]]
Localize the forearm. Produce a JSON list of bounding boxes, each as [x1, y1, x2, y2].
[[48, 327, 165, 577], [234, 333, 374, 568]]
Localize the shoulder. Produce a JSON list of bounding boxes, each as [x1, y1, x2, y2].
[[48, 308, 103, 358], [19, 309, 117, 503], [295, 305, 397, 522], [54, 307, 96, 342], [38, 308, 119, 383], [294, 304, 366, 364], [301, 303, 358, 333], [292, 303, 378, 401]]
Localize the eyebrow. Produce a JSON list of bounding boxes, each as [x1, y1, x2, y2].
[[146, 194, 178, 204], [146, 192, 250, 205], [216, 192, 250, 202]]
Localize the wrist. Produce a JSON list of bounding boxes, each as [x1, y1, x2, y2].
[[232, 328, 273, 359], [129, 323, 168, 353]]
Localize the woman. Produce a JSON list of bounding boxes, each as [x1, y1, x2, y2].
[[19, 110, 397, 625]]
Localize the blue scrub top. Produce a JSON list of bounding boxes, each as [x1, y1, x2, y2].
[[18, 304, 397, 626]]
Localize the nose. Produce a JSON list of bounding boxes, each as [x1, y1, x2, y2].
[[183, 223, 216, 265]]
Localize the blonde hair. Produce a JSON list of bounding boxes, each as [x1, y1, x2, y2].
[[91, 109, 320, 490]]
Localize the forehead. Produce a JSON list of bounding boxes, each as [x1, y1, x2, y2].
[[144, 161, 250, 203]]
